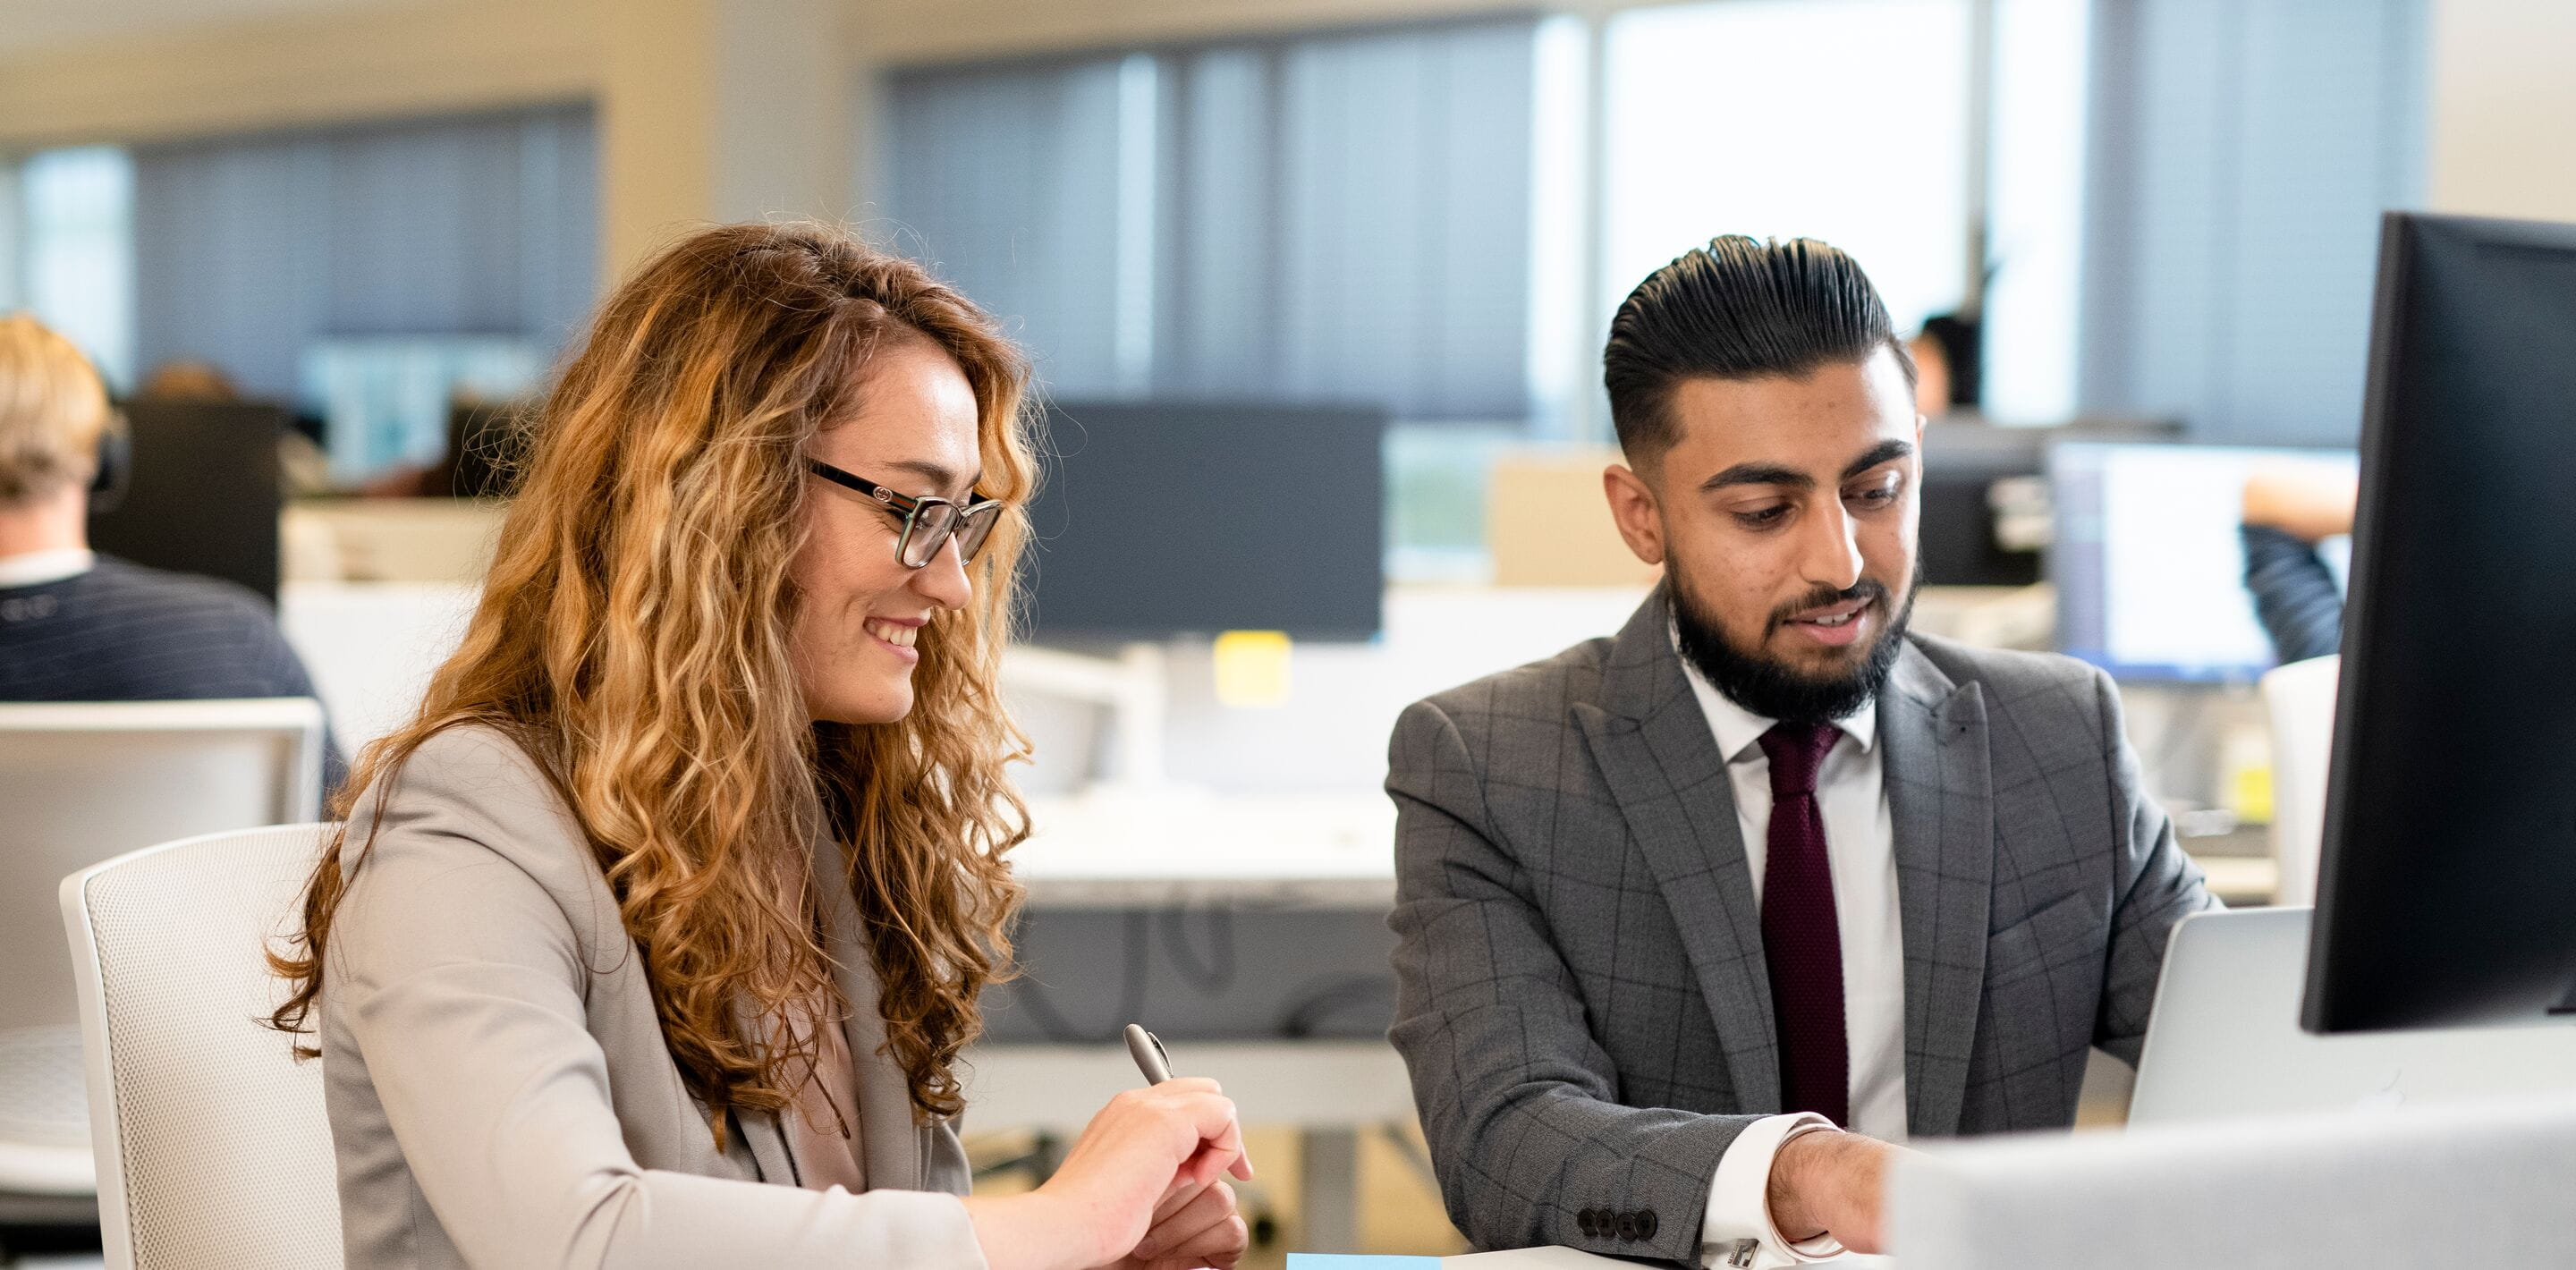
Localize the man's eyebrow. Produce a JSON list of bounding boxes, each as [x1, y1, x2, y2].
[[884, 459, 981, 498], [1842, 439, 1915, 478], [1700, 462, 1814, 493]]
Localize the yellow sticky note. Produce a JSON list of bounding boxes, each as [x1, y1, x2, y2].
[[1212, 631, 1292, 707]]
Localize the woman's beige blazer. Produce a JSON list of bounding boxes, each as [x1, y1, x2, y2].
[[320, 724, 987, 1270]]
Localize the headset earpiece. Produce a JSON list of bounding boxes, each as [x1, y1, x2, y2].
[[89, 411, 131, 515]]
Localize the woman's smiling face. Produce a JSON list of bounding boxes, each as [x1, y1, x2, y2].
[[788, 331, 984, 725]]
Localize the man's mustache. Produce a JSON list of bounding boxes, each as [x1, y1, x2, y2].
[[1768, 578, 1892, 629]]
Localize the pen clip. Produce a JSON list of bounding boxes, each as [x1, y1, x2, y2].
[[1145, 1030, 1171, 1069]]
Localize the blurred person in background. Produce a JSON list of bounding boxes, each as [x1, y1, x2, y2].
[[2241, 463, 2360, 665], [0, 315, 345, 786], [265, 223, 1252, 1270], [1907, 312, 1980, 419], [140, 357, 337, 498]]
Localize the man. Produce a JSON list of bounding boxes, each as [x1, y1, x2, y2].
[[1385, 238, 2212, 1266], [0, 313, 343, 785]]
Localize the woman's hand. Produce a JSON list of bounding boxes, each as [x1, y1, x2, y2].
[[964, 1079, 1254, 1270], [1112, 1177, 1249, 1270]]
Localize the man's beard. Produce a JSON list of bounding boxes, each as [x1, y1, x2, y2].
[[1672, 566, 1918, 726]]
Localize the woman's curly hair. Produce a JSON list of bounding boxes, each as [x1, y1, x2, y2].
[[267, 222, 1036, 1131]]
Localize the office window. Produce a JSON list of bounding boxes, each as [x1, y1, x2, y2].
[[1599, 0, 1974, 335], [1981, 0, 2092, 425], [886, 58, 1129, 395], [2081, 0, 2428, 444], [4, 148, 138, 391], [885, 18, 1539, 421], [125, 104, 598, 406]]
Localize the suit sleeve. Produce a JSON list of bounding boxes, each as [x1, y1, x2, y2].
[[2087, 668, 2221, 1066], [1385, 698, 1756, 1261], [329, 739, 988, 1270]]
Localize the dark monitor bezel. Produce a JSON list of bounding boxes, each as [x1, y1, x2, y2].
[[2301, 210, 2576, 1033]]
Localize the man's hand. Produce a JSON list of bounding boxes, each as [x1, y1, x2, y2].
[[1764, 1130, 1911, 1255]]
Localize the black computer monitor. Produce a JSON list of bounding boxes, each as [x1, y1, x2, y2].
[[1020, 402, 1385, 642], [87, 401, 286, 605], [2302, 212, 2576, 1033]]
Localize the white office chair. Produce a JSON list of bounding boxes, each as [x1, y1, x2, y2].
[[2258, 654, 2340, 905], [0, 698, 326, 1216], [61, 824, 343, 1270]]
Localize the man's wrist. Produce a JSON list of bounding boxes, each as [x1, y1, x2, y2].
[[1765, 1126, 1846, 1245]]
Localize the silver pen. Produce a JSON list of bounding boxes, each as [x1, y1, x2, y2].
[[1123, 1022, 1174, 1084]]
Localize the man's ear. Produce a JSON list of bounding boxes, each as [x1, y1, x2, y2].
[[1603, 462, 1666, 567]]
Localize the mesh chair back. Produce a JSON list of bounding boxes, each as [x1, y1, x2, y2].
[[61, 824, 343, 1270], [0, 698, 324, 1031]]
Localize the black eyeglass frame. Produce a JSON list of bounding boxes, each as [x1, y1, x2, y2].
[[803, 457, 1006, 569]]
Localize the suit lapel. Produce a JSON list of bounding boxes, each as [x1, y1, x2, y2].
[[1576, 586, 1782, 1112], [1877, 642, 1993, 1139], [817, 828, 927, 1193]]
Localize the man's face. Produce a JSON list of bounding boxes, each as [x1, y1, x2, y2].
[[1603, 347, 1924, 722]]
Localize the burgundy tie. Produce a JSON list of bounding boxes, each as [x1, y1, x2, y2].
[[1758, 722, 1849, 1127]]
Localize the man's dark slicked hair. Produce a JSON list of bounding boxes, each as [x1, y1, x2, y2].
[[1604, 235, 1915, 462]]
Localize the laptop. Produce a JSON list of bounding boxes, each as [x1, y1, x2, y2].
[[2129, 905, 2576, 1125]]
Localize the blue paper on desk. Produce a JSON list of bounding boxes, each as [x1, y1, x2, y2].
[[1286, 1257, 1441, 1270]]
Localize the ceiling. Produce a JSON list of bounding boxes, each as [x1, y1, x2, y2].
[[0, 0, 430, 57]]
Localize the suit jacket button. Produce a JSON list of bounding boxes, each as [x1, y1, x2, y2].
[[1576, 1207, 1597, 1237], [1638, 1208, 1658, 1240], [1616, 1211, 1642, 1240]]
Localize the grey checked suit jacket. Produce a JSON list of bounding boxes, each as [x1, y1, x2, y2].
[[1385, 587, 2215, 1259]]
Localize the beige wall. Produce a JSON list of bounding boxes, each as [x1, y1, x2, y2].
[[0, 0, 1560, 284], [852, 0, 1549, 64], [2426, 0, 2576, 222], [0, 0, 1557, 153], [0, 0, 596, 151]]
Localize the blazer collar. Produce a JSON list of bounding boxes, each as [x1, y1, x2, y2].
[[1578, 583, 1783, 1110], [1875, 639, 1994, 1138], [812, 826, 937, 1194]]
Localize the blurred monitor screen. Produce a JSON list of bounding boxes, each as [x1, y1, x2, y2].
[[301, 337, 543, 481], [88, 401, 285, 605], [1021, 402, 1385, 642], [2049, 442, 2356, 682]]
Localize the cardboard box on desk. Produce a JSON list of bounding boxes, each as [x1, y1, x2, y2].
[[1487, 451, 1661, 589]]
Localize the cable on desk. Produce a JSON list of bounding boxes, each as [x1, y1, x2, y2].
[[1275, 972, 1395, 1039], [1005, 910, 1154, 1045], [1157, 904, 1237, 995]]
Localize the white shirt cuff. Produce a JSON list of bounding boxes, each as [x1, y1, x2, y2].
[[1701, 1113, 1847, 1268]]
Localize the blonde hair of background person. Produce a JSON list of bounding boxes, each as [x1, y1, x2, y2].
[[266, 223, 1252, 1270], [0, 312, 113, 508]]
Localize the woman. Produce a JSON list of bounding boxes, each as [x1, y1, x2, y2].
[[268, 223, 1251, 1270]]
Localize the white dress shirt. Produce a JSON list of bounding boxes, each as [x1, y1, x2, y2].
[[0, 548, 95, 588], [1677, 650, 1908, 1267]]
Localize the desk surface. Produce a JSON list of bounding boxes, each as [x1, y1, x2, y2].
[[1016, 791, 1394, 907]]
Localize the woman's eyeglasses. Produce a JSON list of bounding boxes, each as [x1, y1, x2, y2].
[[804, 458, 1004, 569]]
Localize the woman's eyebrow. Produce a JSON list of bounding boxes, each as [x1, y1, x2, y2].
[[881, 459, 982, 498]]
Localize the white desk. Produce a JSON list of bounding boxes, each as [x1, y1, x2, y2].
[[1013, 792, 1394, 909]]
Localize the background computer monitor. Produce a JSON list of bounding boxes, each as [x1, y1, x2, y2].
[[1021, 402, 1385, 642], [1917, 419, 2180, 587], [88, 401, 287, 604], [2303, 212, 2576, 1034], [2050, 442, 2357, 682]]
